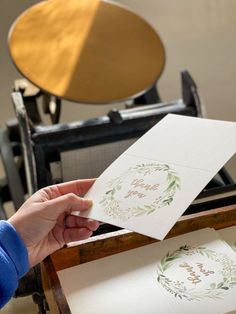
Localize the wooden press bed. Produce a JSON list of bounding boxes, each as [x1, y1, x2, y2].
[[41, 203, 236, 313]]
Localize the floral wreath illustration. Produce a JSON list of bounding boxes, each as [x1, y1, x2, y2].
[[157, 245, 236, 301], [99, 163, 181, 220]]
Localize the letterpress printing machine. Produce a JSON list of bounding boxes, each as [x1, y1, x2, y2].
[[0, 70, 234, 313]]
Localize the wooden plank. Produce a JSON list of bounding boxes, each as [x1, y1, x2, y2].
[[41, 258, 71, 314], [50, 204, 236, 271]]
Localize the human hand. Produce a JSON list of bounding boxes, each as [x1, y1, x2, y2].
[[8, 179, 99, 267]]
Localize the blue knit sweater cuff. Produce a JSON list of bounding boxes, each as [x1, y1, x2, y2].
[[0, 220, 29, 278]]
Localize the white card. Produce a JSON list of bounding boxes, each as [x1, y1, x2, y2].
[[78, 114, 236, 240], [140, 228, 236, 314], [58, 228, 236, 314], [58, 244, 174, 314]]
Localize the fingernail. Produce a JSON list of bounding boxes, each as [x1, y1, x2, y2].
[[87, 199, 93, 208]]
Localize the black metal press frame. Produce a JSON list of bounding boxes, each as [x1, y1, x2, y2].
[[0, 70, 235, 313], [9, 70, 235, 200]]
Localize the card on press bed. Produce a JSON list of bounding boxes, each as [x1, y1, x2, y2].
[[77, 114, 236, 240], [57, 228, 236, 314]]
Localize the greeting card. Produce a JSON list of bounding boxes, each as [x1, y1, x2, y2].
[[58, 228, 236, 314], [77, 114, 236, 240], [141, 228, 236, 314]]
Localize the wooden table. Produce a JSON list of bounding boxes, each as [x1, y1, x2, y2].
[[41, 203, 236, 313], [9, 0, 165, 104]]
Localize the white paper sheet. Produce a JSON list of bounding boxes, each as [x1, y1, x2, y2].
[[77, 114, 236, 240], [58, 228, 236, 314]]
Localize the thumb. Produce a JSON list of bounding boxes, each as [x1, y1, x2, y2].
[[45, 193, 93, 219]]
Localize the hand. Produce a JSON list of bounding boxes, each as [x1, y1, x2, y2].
[[8, 179, 99, 267]]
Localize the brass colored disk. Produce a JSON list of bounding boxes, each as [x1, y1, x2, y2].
[[9, 0, 165, 103]]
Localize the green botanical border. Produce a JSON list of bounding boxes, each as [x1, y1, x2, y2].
[[157, 245, 236, 301], [99, 163, 181, 220]]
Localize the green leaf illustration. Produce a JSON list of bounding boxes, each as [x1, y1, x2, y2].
[[101, 162, 181, 220], [156, 245, 236, 301]]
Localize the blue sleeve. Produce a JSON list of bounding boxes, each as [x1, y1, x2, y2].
[[0, 220, 29, 308]]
